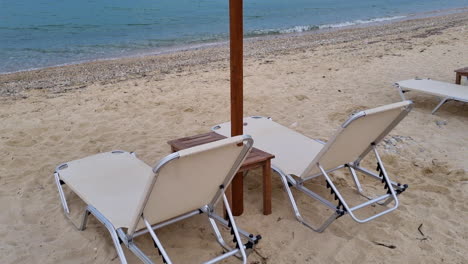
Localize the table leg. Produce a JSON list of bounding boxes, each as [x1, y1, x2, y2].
[[455, 73, 461, 85], [262, 160, 272, 215], [231, 171, 244, 216]]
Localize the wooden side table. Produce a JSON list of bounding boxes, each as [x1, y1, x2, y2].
[[455, 67, 468, 85], [168, 132, 275, 215]]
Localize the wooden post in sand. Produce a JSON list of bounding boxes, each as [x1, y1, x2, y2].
[[229, 0, 244, 216]]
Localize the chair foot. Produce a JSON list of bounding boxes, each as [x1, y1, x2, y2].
[[274, 167, 339, 233]]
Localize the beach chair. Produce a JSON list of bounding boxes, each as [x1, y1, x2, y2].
[[395, 78, 468, 114], [54, 135, 261, 264], [212, 101, 413, 232]]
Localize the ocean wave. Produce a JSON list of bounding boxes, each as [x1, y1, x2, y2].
[[246, 25, 320, 37], [245, 15, 406, 37], [319, 16, 406, 29]]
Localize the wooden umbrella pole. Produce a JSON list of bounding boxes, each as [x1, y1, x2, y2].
[[229, 0, 244, 216]]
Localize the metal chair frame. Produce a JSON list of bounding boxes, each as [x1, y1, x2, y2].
[[54, 137, 261, 264]]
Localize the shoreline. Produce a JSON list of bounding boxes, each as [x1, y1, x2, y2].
[[1, 9, 468, 98], [0, 4, 467, 263], [1, 7, 467, 76]]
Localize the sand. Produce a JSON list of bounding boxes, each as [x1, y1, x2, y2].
[[1, 11, 467, 264]]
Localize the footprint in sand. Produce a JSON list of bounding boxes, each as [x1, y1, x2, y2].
[[5, 136, 37, 148]]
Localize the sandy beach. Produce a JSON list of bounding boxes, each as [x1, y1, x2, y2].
[[1, 10, 467, 264]]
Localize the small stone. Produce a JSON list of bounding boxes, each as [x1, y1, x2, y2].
[[435, 120, 447, 127], [387, 138, 397, 146], [295, 95, 309, 101], [432, 159, 447, 167]]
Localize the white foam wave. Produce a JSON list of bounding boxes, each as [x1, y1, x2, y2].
[[319, 15, 406, 29], [279, 25, 319, 34], [245, 15, 407, 37]]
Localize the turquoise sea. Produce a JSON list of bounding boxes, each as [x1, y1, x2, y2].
[[1, 0, 468, 73]]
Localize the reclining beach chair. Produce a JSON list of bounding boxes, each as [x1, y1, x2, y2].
[[54, 135, 261, 264], [212, 101, 413, 232], [395, 78, 468, 114]]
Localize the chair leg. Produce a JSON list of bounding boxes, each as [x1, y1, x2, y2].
[[347, 165, 363, 194], [273, 166, 340, 233], [54, 172, 70, 215], [126, 242, 154, 264], [54, 172, 91, 231], [205, 210, 261, 246], [431, 97, 450, 114], [87, 206, 128, 264], [207, 216, 233, 252], [396, 85, 407, 101], [143, 217, 172, 264], [202, 194, 251, 264], [348, 164, 391, 205], [221, 193, 247, 264], [55, 173, 128, 263]]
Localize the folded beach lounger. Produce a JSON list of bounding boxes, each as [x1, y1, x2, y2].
[[54, 135, 261, 264], [395, 78, 468, 114], [212, 101, 413, 232]]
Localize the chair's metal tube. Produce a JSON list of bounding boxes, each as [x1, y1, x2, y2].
[[296, 184, 338, 209], [272, 165, 339, 233], [222, 193, 247, 264], [348, 166, 363, 193], [432, 97, 450, 114], [144, 217, 173, 264], [349, 194, 391, 211], [127, 242, 154, 264], [54, 172, 70, 214], [301, 165, 345, 181], [372, 147, 399, 205], [207, 213, 258, 243], [395, 84, 407, 101], [207, 217, 233, 252], [87, 206, 128, 264], [133, 210, 201, 238], [203, 249, 240, 264], [351, 166, 400, 188]]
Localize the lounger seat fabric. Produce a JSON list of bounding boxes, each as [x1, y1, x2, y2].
[[213, 117, 324, 177], [212, 101, 412, 231], [396, 79, 468, 101], [58, 151, 153, 229], [58, 136, 249, 231], [55, 136, 259, 264]]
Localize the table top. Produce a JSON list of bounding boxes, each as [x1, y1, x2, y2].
[[168, 132, 274, 169], [454, 67, 468, 74]]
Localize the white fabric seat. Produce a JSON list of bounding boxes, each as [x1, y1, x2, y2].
[[58, 151, 153, 229], [212, 101, 413, 232], [395, 78, 468, 114], [54, 136, 261, 264], [214, 117, 324, 177]]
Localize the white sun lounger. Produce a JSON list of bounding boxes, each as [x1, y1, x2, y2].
[[212, 101, 413, 232], [54, 135, 261, 264], [395, 78, 468, 114]]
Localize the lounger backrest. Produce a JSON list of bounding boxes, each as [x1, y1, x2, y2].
[[128, 135, 252, 234], [301, 100, 412, 178]]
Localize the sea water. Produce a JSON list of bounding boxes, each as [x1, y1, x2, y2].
[[1, 0, 467, 73]]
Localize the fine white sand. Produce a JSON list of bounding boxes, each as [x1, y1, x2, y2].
[[0, 12, 467, 264]]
